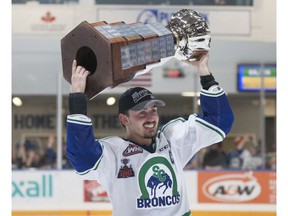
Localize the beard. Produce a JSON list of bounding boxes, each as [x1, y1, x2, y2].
[[143, 121, 158, 139], [143, 130, 157, 139]]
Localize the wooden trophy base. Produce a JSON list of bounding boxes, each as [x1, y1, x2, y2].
[[61, 21, 175, 99]]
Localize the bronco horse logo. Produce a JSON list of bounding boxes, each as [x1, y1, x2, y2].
[[147, 166, 172, 197], [137, 156, 180, 209], [138, 156, 179, 199]]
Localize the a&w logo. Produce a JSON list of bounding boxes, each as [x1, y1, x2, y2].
[[137, 156, 180, 209], [123, 144, 143, 157], [202, 172, 261, 203]]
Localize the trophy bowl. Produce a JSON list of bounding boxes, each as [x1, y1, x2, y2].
[[166, 9, 211, 62]]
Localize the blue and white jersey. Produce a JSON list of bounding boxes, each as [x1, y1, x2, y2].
[[66, 87, 234, 216]]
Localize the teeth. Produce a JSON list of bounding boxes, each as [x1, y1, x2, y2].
[[144, 123, 154, 128]]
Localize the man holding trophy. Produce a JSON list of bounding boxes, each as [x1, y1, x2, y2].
[[65, 9, 234, 216]]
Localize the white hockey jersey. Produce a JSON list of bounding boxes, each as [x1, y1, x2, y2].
[[66, 88, 234, 216]]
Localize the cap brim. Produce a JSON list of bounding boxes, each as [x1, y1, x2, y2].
[[130, 99, 165, 111]]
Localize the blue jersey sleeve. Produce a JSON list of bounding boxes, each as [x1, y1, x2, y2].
[[66, 114, 103, 173], [196, 88, 234, 135]]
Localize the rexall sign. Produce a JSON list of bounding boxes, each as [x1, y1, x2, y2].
[[12, 173, 53, 198]]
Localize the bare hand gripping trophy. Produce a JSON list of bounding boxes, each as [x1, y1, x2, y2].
[[61, 9, 211, 99]]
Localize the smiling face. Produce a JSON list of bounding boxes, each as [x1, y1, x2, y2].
[[119, 104, 159, 146]]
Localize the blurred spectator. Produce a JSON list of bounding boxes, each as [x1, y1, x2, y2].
[[12, 135, 57, 170], [17, 138, 43, 169], [40, 134, 57, 169], [242, 137, 264, 170], [27, 150, 43, 169], [266, 142, 276, 170], [202, 142, 227, 170], [226, 134, 252, 169], [62, 142, 73, 169], [12, 144, 23, 170]]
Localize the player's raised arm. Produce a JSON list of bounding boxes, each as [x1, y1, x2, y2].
[[189, 54, 234, 136], [66, 60, 103, 174], [68, 60, 90, 115]]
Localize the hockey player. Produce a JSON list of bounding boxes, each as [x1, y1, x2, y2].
[[66, 54, 234, 216]]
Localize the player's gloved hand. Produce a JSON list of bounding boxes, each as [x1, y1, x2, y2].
[[71, 60, 91, 93]]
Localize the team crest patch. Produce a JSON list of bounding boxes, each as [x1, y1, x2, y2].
[[123, 144, 143, 157], [136, 156, 180, 209], [117, 159, 135, 178]]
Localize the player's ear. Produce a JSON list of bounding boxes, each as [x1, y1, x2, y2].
[[119, 113, 129, 126]]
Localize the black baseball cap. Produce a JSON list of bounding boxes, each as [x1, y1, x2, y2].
[[118, 87, 165, 114]]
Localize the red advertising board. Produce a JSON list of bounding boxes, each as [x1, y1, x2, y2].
[[84, 180, 109, 202], [198, 171, 276, 204]]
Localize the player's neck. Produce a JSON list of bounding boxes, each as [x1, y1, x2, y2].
[[126, 136, 152, 147], [125, 137, 156, 153]]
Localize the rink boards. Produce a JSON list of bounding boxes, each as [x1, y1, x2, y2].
[[12, 170, 276, 215]]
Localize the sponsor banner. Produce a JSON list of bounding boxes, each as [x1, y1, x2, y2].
[[12, 5, 250, 36], [12, 170, 276, 211], [12, 5, 96, 36], [12, 171, 112, 210], [198, 171, 276, 204], [97, 6, 251, 36], [84, 180, 109, 202], [12, 172, 53, 200], [12, 6, 74, 35]]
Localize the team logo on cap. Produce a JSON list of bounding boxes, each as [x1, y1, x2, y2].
[[136, 156, 180, 209], [132, 89, 153, 103]]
